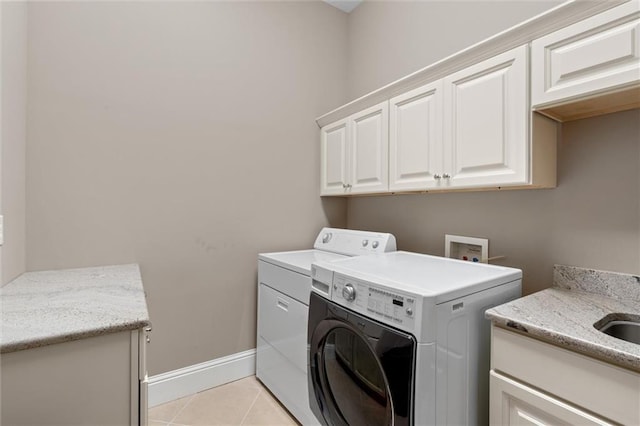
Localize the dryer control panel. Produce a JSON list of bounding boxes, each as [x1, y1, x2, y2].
[[332, 273, 416, 333], [313, 227, 397, 256]]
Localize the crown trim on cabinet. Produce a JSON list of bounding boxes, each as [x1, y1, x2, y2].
[[316, 0, 628, 128]]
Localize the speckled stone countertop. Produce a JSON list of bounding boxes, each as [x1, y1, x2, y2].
[[486, 265, 640, 372], [1, 264, 150, 354]]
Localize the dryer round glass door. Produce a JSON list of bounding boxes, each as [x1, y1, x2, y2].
[[308, 293, 416, 426], [321, 327, 390, 426]]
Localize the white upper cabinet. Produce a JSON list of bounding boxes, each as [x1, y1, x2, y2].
[[320, 102, 388, 196], [443, 45, 529, 189], [321, 46, 539, 196], [532, 1, 640, 113], [350, 102, 389, 194], [316, 1, 638, 196], [389, 81, 444, 191], [320, 118, 349, 195]]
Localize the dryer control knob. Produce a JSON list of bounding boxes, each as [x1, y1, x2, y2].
[[406, 307, 413, 316], [342, 284, 356, 302], [362, 239, 368, 247], [372, 241, 379, 249], [322, 233, 332, 244]]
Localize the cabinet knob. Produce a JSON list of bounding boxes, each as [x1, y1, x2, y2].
[[442, 173, 451, 179], [434, 174, 442, 179]]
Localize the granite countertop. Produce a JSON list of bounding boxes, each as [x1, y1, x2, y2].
[[1, 264, 150, 354], [486, 265, 640, 372]]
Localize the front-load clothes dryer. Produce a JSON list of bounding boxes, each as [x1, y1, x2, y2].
[[256, 228, 396, 425], [308, 251, 522, 426]]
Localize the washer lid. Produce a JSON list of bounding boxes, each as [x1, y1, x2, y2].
[[320, 251, 522, 304], [259, 249, 348, 276]]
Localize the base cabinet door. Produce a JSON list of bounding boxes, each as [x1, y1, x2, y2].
[[491, 326, 640, 425], [490, 371, 614, 426], [443, 45, 529, 189]]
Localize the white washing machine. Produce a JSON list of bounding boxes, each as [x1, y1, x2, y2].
[[308, 251, 522, 426], [256, 228, 396, 425]]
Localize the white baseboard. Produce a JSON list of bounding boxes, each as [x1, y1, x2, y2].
[[148, 349, 256, 407]]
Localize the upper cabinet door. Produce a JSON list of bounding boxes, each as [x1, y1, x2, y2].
[[532, 1, 640, 108], [350, 101, 389, 194], [443, 45, 529, 189], [389, 81, 444, 191], [320, 118, 349, 196]]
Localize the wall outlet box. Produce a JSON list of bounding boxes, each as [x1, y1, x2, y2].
[[445, 234, 488, 263]]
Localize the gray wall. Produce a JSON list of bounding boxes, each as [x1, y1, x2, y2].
[[1, 2, 27, 286], [347, 110, 640, 294], [26, 1, 348, 375], [345, 1, 640, 295], [20, 0, 640, 378]]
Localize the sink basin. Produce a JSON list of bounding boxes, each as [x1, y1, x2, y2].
[[595, 315, 640, 345]]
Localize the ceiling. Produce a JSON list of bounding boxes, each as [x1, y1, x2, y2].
[[324, 0, 362, 13]]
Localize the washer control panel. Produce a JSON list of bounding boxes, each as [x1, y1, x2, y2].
[[332, 273, 416, 332]]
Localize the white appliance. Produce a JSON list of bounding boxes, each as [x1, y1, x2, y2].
[[256, 228, 396, 424], [308, 251, 522, 426]]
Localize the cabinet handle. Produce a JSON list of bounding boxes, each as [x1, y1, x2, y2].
[[434, 174, 442, 179], [442, 173, 451, 179], [277, 297, 289, 311]]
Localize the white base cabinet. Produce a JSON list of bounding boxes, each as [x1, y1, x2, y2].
[[490, 326, 640, 426], [1, 329, 149, 426]]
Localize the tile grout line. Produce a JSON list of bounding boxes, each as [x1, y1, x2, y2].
[[167, 393, 197, 425], [239, 387, 263, 426], [149, 414, 173, 424]]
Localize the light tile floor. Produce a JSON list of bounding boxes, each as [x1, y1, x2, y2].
[[148, 376, 300, 426]]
